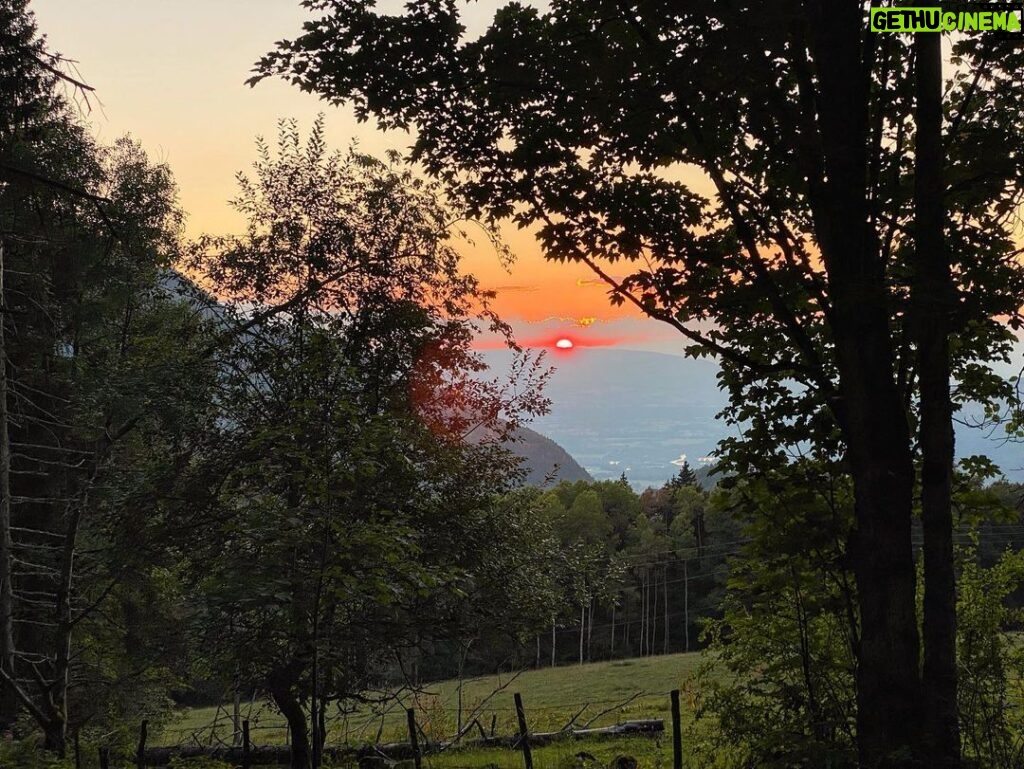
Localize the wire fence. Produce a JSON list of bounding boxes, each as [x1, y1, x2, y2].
[[152, 690, 676, 749], [134, 686, 681, 769], [113, 675, 1024, 769]]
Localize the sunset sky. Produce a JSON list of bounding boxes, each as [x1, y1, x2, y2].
[[32, 0, 684, 354]]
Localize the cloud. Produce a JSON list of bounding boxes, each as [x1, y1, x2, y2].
[[490, 284, 540, 293], [523, 315, 600, 327], [576, 276, 625, 287]]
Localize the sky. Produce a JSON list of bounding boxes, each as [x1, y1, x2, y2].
[[25, 1, 1024, 481], [31, 0, 684, 355]]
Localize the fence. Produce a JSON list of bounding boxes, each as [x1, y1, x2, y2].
[[96, 689, 687, 769]]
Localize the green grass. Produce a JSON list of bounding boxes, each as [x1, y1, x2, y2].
[[426, 735, 674, 769], [158, 653, 709, 768]]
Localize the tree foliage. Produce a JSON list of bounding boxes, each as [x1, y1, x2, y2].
[[0, 5, 219, 753], [176, 121, 552, 768], [692, 463, 858, 768], [253, 4, 1024, 764]]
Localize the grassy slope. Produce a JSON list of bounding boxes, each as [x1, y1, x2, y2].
[[160, 652, 710, 767]]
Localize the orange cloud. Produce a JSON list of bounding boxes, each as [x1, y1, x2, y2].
[[489, 284, 540, 293], [576, 276, 626, 288], [519, 315, 600, 327]]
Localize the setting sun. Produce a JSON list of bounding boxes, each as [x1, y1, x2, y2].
[[555, 338, 574, 350]]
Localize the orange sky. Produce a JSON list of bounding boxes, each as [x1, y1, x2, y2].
[[30, 0, 683, 346], [29, 2, 1023, 356]]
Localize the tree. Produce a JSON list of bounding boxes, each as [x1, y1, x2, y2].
[[669, 475, 707, 558], [695, 469, 1024, 769], [669, 461, 699, 490], [624, 513, 670, 658], [179, 122, 550, 769], [253, 4, 1024, 764], [0, 5, 214, 751], [594, 478, 641, 546], [955, 541, 1024, 769], [692, 462, 860, 768], [450, 487, 568, 676], [0, 132, 208, 752], [564, 489, 612, 546]]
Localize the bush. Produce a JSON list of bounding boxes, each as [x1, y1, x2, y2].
[[957, 542, 1024, 768], [0, 738, 75, 769]]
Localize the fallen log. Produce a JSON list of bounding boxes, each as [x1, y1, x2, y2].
[[465, 719, 664, 749], [141, 744, 358, 766]]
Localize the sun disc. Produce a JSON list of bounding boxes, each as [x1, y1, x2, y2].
[[555, 338, 574, 349]]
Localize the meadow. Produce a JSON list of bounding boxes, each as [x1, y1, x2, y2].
[[158, 653, 710, 768]]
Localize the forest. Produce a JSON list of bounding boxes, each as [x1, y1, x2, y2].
[[2, 1, 1024, 768]]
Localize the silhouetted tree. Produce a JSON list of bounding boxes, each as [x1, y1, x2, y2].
[[254, 4, 1024, 764]]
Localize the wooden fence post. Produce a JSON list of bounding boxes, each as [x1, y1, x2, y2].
[[514, 692, 533, 769], [670, 689, 683, 769], [136, 719, 148, 769], [406, 708, 422, 769], [98, 746, 110, 769], [233, 690, 242, 747], [242, 719, 251, 769]]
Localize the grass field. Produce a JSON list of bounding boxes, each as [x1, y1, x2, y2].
[[159, 652, 710, 768]]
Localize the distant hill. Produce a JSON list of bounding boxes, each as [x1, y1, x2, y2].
[[482, 348, 727, 490], [693, 462, 720, 490], [467, 422, 593, 487], [507, 424, 594, 487]]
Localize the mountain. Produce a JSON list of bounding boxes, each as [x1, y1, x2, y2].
[[482, 348, 727, 490], [507, 424, 593, 486], [482, 347, 1024, 489], [467, 421, 593, 487]]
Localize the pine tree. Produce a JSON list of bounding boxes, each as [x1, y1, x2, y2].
[[668, 460, 698, 489]]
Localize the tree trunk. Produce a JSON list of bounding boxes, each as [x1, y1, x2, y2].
[[310, 639, 319, 769], [624, 597, 629, 650], [832, 290, 922, 765], [586, 596, 593, 661], [636, 575, 642, 657], [831, 266, 922, 766], [48, 504, 82, 756], [0, 240, 15, 727], [651, 568, 658, 656], [639, 572, 646, 657], [42, 722, 65, 755], [806, 5, 925, 763], [683, 560, 689, 653], [316, 699, 326, 765], [49, 474, 97, 758], [551, 617, 556, 667], [271, 689, 311, 769], [610, 603, 615, 656], [578, 602, 585, 665], [846, 451, 920, 767], [914, 27, 960, 769], [663, 567, 669, 654]]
